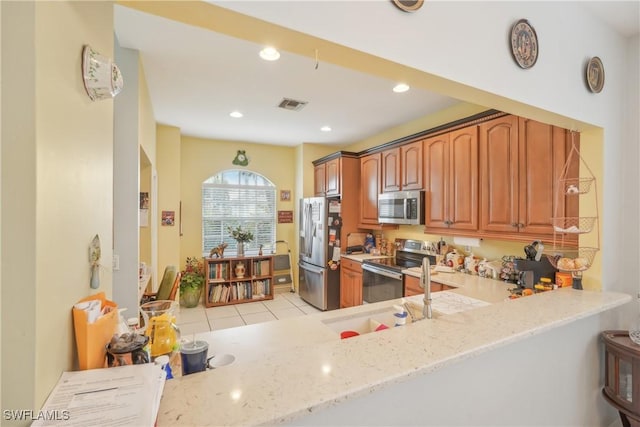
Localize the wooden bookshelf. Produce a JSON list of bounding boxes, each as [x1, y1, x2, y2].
[[204, 255, 274, 308]]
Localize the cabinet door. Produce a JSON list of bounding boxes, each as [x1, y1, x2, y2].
[[340, 267, 363, 308], [401, 140, 423, 190], [381, 147, 401, 192], [479, 115, 520, 233], [404, 275, 422, 297], [314, 163, 326, 196], [518, 118, 557, 235], [424, 134, 450, 229], [325, 158, 340, 196], [360, 153, 381, 224], [448, 126, 478, 231], [340, 267, 354, 308]]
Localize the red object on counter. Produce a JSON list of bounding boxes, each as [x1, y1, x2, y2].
[[340, 330, 360, 339]]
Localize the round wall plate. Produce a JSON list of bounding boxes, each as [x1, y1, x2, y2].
[[510, 19, 539, 69], [392, 0, 424, 13], [586, 56, 605, 93]]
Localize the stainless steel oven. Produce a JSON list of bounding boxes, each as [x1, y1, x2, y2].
[[361, 239, 436, 304], [361, 263, 403, 304]]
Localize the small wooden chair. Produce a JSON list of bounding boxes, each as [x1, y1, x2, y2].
[[141, 266, 181, 304]]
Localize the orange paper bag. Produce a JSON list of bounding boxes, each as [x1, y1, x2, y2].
[[72, 292, 118, 370]]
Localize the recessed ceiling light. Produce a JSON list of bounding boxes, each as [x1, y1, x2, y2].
[[393, 83, 410, 93], [259, 47, 280, 61], [320, 126, 332, 132], [229, 111, 243, 118]]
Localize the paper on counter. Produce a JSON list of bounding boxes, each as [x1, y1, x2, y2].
[[32, 363, 165, 427]]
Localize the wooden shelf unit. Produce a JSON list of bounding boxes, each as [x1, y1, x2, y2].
[[204, 255, 274, 307]]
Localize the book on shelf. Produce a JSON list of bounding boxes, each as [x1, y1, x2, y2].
[[209, 263, 229, 280], [253, 259, 271, 276]]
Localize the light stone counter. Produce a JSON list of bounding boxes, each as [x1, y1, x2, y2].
[[158, 282, 630, 426]]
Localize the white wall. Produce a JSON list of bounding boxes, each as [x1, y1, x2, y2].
[[1, 0, 114, 415], [113, 41, 141, 315]]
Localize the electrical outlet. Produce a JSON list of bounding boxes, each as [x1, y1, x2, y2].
[[113, 254, 120, 271]]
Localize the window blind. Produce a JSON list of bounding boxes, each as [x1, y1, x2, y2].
[[202, 170, 276, 256]]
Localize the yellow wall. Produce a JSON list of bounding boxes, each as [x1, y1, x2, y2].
[[156, 125, 182, 281], [1, 1, 115, 411], [179, 136, 297, 262]]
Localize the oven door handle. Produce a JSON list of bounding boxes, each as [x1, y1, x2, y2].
[[362, 263, 403, 280]]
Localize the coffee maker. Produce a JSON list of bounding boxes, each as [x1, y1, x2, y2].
[[513, 257, 557, 289]]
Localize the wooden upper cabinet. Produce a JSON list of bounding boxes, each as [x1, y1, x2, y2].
[[424, 126, 478, 231], [313, 157, 345, 197], [479, 115, 577, 242], [325, 158, 340, 196], [381, 147, 401, 192], [401, 140, 423, 190], [424, 134, 449, 229], [314, 163, 326, 196], [360, 152, 382, 224], [479, 115, 520, 233]]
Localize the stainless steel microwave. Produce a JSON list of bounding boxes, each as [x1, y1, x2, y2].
[[377, 190, 425, 225]]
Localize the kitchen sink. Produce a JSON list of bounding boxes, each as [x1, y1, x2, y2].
[[321, 305, 419, 337]]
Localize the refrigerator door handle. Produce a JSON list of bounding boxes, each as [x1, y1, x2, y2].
[[298, 261, 325, 276]]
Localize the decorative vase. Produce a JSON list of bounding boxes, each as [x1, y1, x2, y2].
[[90, 264, 100, 289], [237, 241, 245, 258], [235, 262, 246, 279], [180, 287, 202, 308]]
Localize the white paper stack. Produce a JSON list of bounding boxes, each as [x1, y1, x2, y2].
[[32, 363, 166, 427]]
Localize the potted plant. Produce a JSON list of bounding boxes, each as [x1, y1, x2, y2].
[[179, 257, 205, 308], [227, 225, 254, 257]]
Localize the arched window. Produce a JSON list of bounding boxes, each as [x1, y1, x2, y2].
[[202, 169, 276, 256]]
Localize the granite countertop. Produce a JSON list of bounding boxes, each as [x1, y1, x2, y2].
[[157, 280, 630, 426]]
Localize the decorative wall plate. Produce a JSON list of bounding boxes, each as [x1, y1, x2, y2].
[[392, 0, 424, 13], [510, 19, 539, 69], [586, 56, 605, 93], [82, 45, 124, 101]]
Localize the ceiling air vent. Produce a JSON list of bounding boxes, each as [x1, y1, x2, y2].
[[277, 98, 308, 111]]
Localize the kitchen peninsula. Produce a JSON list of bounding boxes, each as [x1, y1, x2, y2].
[[157, 274, 630, 426]]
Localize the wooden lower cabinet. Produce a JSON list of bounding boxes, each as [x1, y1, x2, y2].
[[404, 274, 453, 297], [340, 258, 363, 308]]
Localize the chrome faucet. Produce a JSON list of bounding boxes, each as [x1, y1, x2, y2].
[[421, 257, 433, 319]]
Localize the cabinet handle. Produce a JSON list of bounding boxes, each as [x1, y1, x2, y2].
[[511, 223, 518, 228], [518, 223, 525, 228]]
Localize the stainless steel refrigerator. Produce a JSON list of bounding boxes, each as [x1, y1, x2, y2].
[[298, 197, 340, 311]]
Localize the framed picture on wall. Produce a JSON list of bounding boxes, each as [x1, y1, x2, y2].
[[280, 190, 291, 201], [161, 211, 175, 226], [140, 192, 149, 209]]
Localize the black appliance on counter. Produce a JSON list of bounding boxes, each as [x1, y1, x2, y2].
[[513, 257, 557, 289], [361, 239, 436, 304]]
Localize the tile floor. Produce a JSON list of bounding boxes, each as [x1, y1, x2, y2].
[[174, 287, 322, 336]]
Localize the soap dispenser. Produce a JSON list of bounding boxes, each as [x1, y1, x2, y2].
[[393, 305, 408, 327]]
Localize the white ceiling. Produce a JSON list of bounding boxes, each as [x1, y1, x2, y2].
[[114, 2, 639, 148]]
